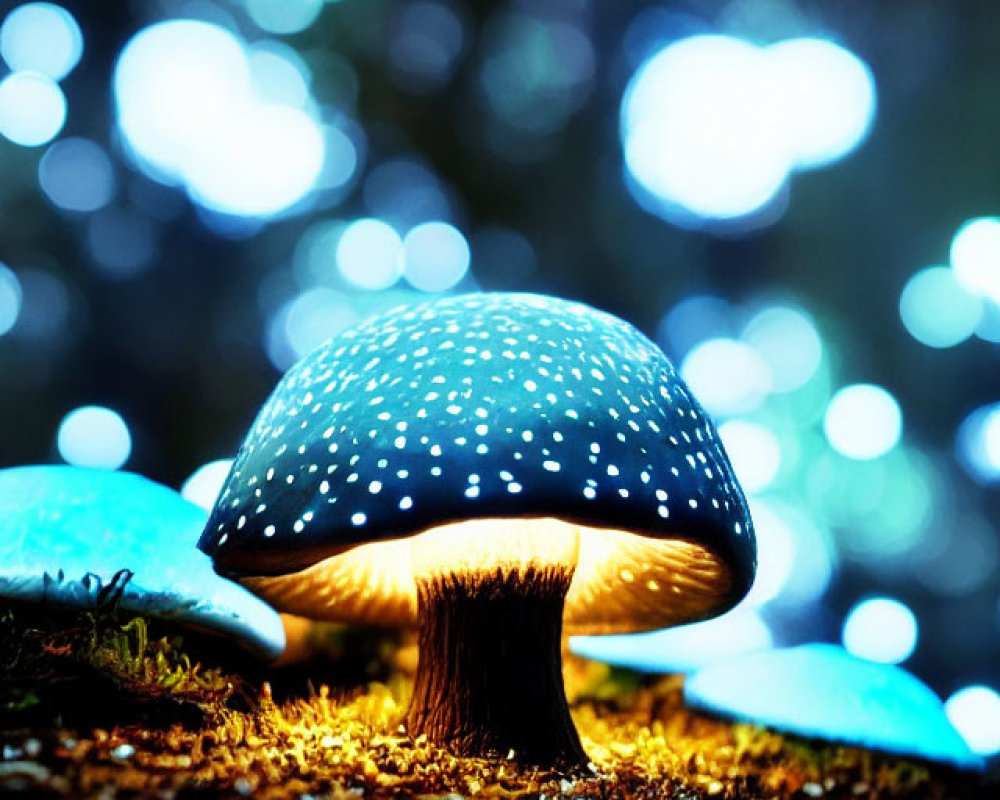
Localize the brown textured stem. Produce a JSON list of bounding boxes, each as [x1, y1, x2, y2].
[[405, 565, 587, 767]]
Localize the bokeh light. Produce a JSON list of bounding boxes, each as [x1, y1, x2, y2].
[[479, 10, 595, 140], [85, 206, 158, 279], [388, 1, 466, 94], [842, 596, 918, 665], [181, 459, 234, 510], [950, 217, 1000, 303], [0, 71, 66, 146], [680, 337, 771, 417], [0, 3, 83, 81], [336, 218, 404, 291], [911, 513, 999, 597], [975, 301, 1000, 343], [741, 304, 823, 393], [363, 159, 452, 230], [247, 42, 311, 108], [742, 497, 835, 610], [809, 446, 937, 562], [956, 402, 1000, 484], [658, 295, 733, 359], [899, 266, 982, 348], [823, 383, 902, 460], [623, 35, 786, 222], [9, 268, 71, 341], [765, 38, 876, 170], [717, 419, 781, 494], [244, 0, 324, 35], [945, 686, 1000, 756], [766, 503, 836, 609], [316, 122, 361, 195], [183, 103, 325, 217], [271, 287, 360, 367], [293, 219, 347, 286], [56, 405, 132, 470], [114, 19, 325, 218], [402, 221, 471, 292], [622, 34, 875, 228], [38, 138, 117, 212], [743, 498, 797, 606], [0, 263, 22, 336]]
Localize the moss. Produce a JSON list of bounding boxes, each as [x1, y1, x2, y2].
[[85, 616, 233, 706], [0, 600, 235, 725]]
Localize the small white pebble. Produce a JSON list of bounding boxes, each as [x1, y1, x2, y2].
[[111, 744, 135, 760]]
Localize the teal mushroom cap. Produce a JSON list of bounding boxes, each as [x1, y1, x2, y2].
[[684, 644, 982, 771], [570, 607, 772, 674], [0, 465, 284, 660]]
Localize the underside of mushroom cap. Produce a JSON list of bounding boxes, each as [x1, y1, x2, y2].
[[201, 293, 755, 634], [237, 516, 734, 634]]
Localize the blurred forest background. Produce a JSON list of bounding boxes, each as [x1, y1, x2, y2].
[[1, 0, 999, 756]]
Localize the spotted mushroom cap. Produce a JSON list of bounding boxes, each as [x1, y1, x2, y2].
[[0, 465, 285, 659], [200, 293, 755, 634]]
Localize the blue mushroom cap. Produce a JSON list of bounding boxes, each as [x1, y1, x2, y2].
[[569, 608, 772, 674], [200, 293, 755, 633], [684, 643, 982, 771], [0, 465, 285, 660]]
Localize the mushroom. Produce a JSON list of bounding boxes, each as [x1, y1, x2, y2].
[[0, 465, 284, 660], [570, 607, 772, 674], [684, 644, 982, 770], [200, 292, 755, 766]]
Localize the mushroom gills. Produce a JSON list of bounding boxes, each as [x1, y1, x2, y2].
[[240, 518, 733, 634]]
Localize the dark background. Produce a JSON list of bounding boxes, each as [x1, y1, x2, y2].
[[0, 0, 998, 726]]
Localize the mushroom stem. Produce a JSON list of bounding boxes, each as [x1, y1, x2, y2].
[[406, 565, 587, 767]]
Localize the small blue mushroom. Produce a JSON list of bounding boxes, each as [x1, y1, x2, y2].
[[569, 608, 772, 674], [200, 292, 756, 765], [684, 643, 982, 770], [0, 465, 284, 660]]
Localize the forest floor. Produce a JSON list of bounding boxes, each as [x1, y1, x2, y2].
[[0, 607, 993, 799]]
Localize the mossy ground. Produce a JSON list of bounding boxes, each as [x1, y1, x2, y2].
[[0, 612, 992, 799]]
